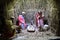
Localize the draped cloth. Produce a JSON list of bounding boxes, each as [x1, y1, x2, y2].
[[18, 15, 26, 29]]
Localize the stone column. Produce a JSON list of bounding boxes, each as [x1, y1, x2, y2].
[[47, 0, 60, 36]]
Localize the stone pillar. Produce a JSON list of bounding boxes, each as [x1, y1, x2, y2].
[[47, 0, 60, 36], [0, 0, 15, 39], [54, 0, 60, 36]]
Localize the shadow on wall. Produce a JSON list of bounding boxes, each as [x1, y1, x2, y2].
[[49, 38, 60, 40]]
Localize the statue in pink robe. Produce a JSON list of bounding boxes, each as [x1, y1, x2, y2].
[[18, 15, 26, 29]]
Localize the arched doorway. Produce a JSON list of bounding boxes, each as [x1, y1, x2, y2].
[[0, 0, 60, 39]]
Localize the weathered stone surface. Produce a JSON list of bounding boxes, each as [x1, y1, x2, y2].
[[13, 30, 59, 40]]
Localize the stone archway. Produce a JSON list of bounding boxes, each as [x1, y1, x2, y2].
[[0, 0, 60, 39]]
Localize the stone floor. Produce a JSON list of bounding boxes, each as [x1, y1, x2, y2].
[[12, 29, 60, 40]]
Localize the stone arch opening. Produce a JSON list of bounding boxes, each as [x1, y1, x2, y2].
[[0, 0, 60, 38]]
